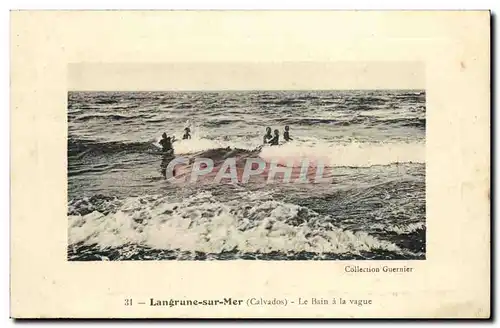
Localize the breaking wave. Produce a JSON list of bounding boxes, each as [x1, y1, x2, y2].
[[69, 136, 424, 168], [68, 192, 417, 260]]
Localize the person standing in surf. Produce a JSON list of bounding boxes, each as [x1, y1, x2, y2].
[[268, 129, 280, 146], [159, 133, 175, 154], [183, 127, 192, 140], [283, 125, 293, 142], [263, 127, 273, 145], [159, 133, 176, 178]]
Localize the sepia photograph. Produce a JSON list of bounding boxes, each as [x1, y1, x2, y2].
[[11, 11, 489, 318], [67, 63, 426, 261]]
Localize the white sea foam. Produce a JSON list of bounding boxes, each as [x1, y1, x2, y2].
[[259, 140, 425, 167], [154, 135, 259, 155], [154, 134, 424, 168], [68, 192, 403, 255]]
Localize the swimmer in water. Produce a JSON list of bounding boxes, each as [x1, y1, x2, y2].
[[159, 133, 175, 153], [283, 125, 293, 142], [268, 129, 280, 146], [159, 133, 177, 178], [183, 127, 192, 140], [263, 127, 273, 144]]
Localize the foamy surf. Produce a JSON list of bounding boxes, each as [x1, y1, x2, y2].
[[259, 140, 424, 167], [68, 192, 413, 259], [153, 136, 424, 168], [154, 136, 260, 155]]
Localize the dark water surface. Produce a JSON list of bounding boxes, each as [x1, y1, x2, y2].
[[68, 90, 426, 260]]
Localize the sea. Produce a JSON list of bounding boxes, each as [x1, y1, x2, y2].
[[68, 90, 426, 261]]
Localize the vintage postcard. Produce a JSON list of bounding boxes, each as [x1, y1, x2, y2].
[[10, 11, 490, 318]]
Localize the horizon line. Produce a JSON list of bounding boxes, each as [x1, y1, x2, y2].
[[68, 88, 426, 93]]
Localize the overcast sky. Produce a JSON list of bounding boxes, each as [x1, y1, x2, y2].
[[68, 62, 425, 91]]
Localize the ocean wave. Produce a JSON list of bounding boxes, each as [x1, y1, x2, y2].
[[259, 140, 425, 167], [68, 138, 158, 156], [275, 117, 356, 126], [379, 117, 426, 128], [74, 113, 152, 122], [67, 136, 253, 158], [275, 116, 425, 128], [202, 119, 244, 127], [166, 137, 425, 168], [257, 99, 306, 107], [68, 135, 424, 168], [94, 98, 120, 105], [157, 137, 257, 156], [345, 96, 391, 106], [371, 222, 425, 235], [68, 192, 406, 257]]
